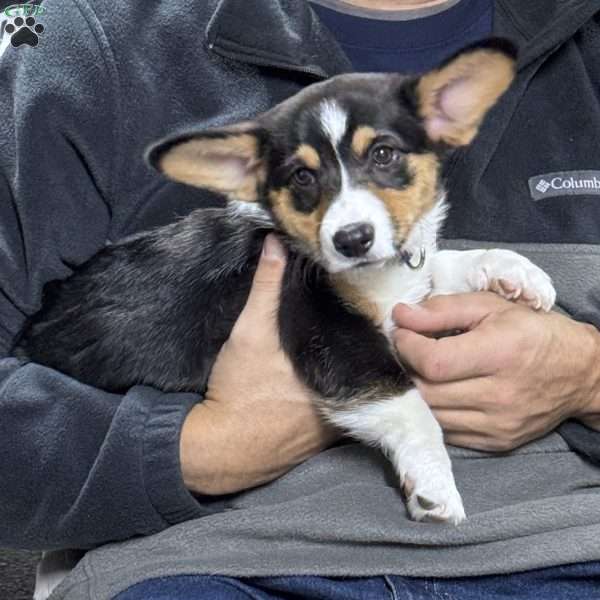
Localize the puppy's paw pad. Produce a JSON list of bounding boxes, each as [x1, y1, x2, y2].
[[416, 495, 437, 510], [471, 250, 556, 312], [406, 482, 466, 525]]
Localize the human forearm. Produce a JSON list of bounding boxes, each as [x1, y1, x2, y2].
[[180, 398, 332, 496], [0, 358, 204, 550]]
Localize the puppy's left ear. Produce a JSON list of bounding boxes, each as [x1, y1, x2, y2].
[[147, 122, 268, 202], [414, 39, 517, 147]]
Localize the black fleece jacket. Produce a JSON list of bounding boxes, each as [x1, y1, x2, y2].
[[0, 0, 599, 549]]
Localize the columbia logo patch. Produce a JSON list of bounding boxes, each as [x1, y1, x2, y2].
[[535, 179, 551, 193], [529, 171, 600, 201]]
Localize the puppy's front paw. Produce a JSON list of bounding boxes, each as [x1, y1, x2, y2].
[[403, 475, 466, 525], [469, 249, 556, 311]]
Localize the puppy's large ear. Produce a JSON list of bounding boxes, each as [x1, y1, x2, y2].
[[415, 39, 517, 147], [147, 123, 268, 202]]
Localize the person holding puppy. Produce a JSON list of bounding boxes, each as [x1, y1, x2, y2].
[[1, 0, 599, 598]]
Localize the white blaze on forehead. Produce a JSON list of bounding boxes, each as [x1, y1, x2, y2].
[[317, 99, 395, 273], [319, 100, 348, 148]]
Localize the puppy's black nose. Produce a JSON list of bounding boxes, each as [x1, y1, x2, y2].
[[333, 222, 375, 258]]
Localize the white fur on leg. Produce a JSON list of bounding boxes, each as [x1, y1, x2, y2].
[[329, 388, 465, 524], [431, 249, 556, 311], [34, 550, 82, 600]]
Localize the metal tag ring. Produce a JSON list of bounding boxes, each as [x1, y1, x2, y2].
[[401, 246, 426, 270]]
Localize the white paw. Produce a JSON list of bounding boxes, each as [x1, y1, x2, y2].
[[403, 475, 466, 525], [469, 249, 556, 311]]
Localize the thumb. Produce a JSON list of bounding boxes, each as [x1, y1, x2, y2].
[[237, 234, 287, 326], [392, 292, 509, 335]]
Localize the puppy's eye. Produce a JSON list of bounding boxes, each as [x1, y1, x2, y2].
[[292, 168, 316, 187], [371, 145, 396, 167]]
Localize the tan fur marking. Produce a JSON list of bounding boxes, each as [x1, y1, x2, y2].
[[351, 126, 377, 158], [294, 144, 321, 170], [269, 189, 324, 251], [159, 134, 265, 202], [330, 275, 382, 325], [418, 50, 515, 146], [369, 152, 440, 240]]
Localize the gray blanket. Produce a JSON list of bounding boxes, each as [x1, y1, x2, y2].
[[51, 433, 600, 599]]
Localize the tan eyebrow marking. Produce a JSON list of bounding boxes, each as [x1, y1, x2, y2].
[[351, 126, 377, 158], [294, 144, 321, 170]]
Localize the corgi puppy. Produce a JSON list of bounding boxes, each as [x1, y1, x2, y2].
[[18, 39, 555, 525]]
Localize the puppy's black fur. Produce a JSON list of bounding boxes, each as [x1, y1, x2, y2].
[[16, 207, 403, 400]]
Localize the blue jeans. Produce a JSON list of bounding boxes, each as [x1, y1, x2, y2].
[[115, 562, 600, 599]]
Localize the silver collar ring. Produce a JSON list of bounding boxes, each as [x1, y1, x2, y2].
[[401, 246, 426, 270]]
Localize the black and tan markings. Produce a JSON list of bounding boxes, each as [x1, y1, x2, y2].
[[329, 273, 382, 325], [269, 187, 327, 253], [350, 126, 377, 158], [294, 144, 321, 170], [152, 39, 516, 276], [267, 142, 327, 251], [368, 151, 441, 241], [269, 122, 440, 268]]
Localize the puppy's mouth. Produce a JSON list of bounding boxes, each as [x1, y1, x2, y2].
[[353, 247, 426, 271], [354, 257, 388, 269]]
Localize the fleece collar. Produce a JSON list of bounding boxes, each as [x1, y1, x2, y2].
[[206, 0, 598, 78]]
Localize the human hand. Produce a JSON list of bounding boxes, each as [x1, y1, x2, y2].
[[393, 293, 600, 452], [180, 234, 337, 495]]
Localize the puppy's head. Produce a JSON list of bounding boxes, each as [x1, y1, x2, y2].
[[149, 40, 516, 273]]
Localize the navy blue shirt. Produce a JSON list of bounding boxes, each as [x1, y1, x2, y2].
[[310, 0, 494, 74]]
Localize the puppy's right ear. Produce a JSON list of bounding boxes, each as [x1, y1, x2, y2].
[[413, 39, 517, 147], [147, 123, 268, 202]]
